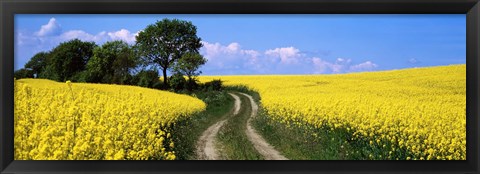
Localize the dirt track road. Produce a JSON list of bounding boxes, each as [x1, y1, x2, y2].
[[196, 93, 240, 160], [196, 92, 287, 160], [239, 92, 288, 160]]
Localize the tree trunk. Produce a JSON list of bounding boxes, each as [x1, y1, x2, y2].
[[187, 75, 192, 91], [162, 68, 168, 89]]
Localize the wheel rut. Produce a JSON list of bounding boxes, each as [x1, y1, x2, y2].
[[195, 93, 240, 160], [195, 92, 287, 160], [239, 92, 288, 160]]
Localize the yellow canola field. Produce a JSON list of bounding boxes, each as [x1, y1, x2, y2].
[[201, 64, 466, 160], [14, 79, 206, 160]]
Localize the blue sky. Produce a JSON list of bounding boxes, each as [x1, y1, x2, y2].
[[15, 14, 466, 75]]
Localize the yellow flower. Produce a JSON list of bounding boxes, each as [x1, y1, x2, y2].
[[199, 64, 465, 160], [14, 79, 205, 160], [66, 80, 72, 87]]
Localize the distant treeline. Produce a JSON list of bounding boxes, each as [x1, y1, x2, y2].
[[15, 18, 208, 91]]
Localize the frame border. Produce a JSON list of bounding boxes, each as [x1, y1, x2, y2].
[[1, 0, 479, 174]]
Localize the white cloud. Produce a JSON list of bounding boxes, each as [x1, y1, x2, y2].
[[312, 57, 378, 74], [58, 29, 138, 44], [107, 29, 137, 44], [201, 41, 259, 59], [226, 42, 241, 53], [200, 42, 378, 75], [16, 31, 41, 46], [32, 18, 139, 45], [200, 41, 263, 74], [59, 30, 107, 42], [264, 47, 303, 64], [35, 18, 62, 37], [312, 57, 332, 74], [408, 58, 419, 64], [349, 61, 378, 72]]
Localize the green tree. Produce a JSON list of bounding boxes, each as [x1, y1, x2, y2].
[[45, 39, 96, 81], [169, 73, 187, 92], [85, 40, 138, 84], [25, 52, 49, 78], [135, 18, 202, 89], [174, 52, 206, 91], [132, 69, 160, 88], [14, 68, 34, 79], [112, 43, 139, 84]]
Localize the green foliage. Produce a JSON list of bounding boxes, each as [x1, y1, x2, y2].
[[84, 40, 138, 84], [25, 52, 49, 78], [38, 64, 59, 80], [174, 52, 206, 91], [174, 52, 206, 79], [203, 79, 223, 91], [132, 69, 160, 88], [135, 18, 203, 87], [14, 68, 34, 79], [169, 73, 187, 92], [45, 39, 96, 82]]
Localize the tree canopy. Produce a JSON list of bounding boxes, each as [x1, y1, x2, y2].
[[84, 40, 138, 84], [135, 18, 203, 88], [25, 52, 49, 78], [174, 52, 206, 91], [44, 39, 96, 81]]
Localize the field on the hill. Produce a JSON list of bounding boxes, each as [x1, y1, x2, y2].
[[200, 64, 466, 160], [14, 79, 206, 160]]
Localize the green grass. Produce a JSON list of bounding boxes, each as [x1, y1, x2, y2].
[[253, 110, 413, 160], [216, 92, 263, 160], [253, 109, 356, 160], [170, 90, 234, 160]]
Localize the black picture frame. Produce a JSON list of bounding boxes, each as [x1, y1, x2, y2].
[[1, 0, 479, 174]]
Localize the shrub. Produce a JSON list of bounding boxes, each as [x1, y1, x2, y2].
[[169, 73, 187, 92], [203, 79, 223, 91], [133, 69, 160, 88]]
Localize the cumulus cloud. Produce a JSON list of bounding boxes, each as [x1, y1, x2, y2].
[[349, 61, 378, 72], [107, 29, 137, 44], [30, 18, 139, 45], [35, 18, 62, 37], [312, 57, 378, 74], [201, 42, 259, 58], [58, 29, 138, 44], [200, 41, 262, 74], [264, 47, 303, 64], [200, 41, 378, 75], [312, 57, 332, 74], [60, 30, 107, 43], [312, 57, 348, 73]]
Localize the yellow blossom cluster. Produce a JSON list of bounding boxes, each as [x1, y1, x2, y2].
[[200, 64, 466, 160], [14, 79, 205, 160]]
